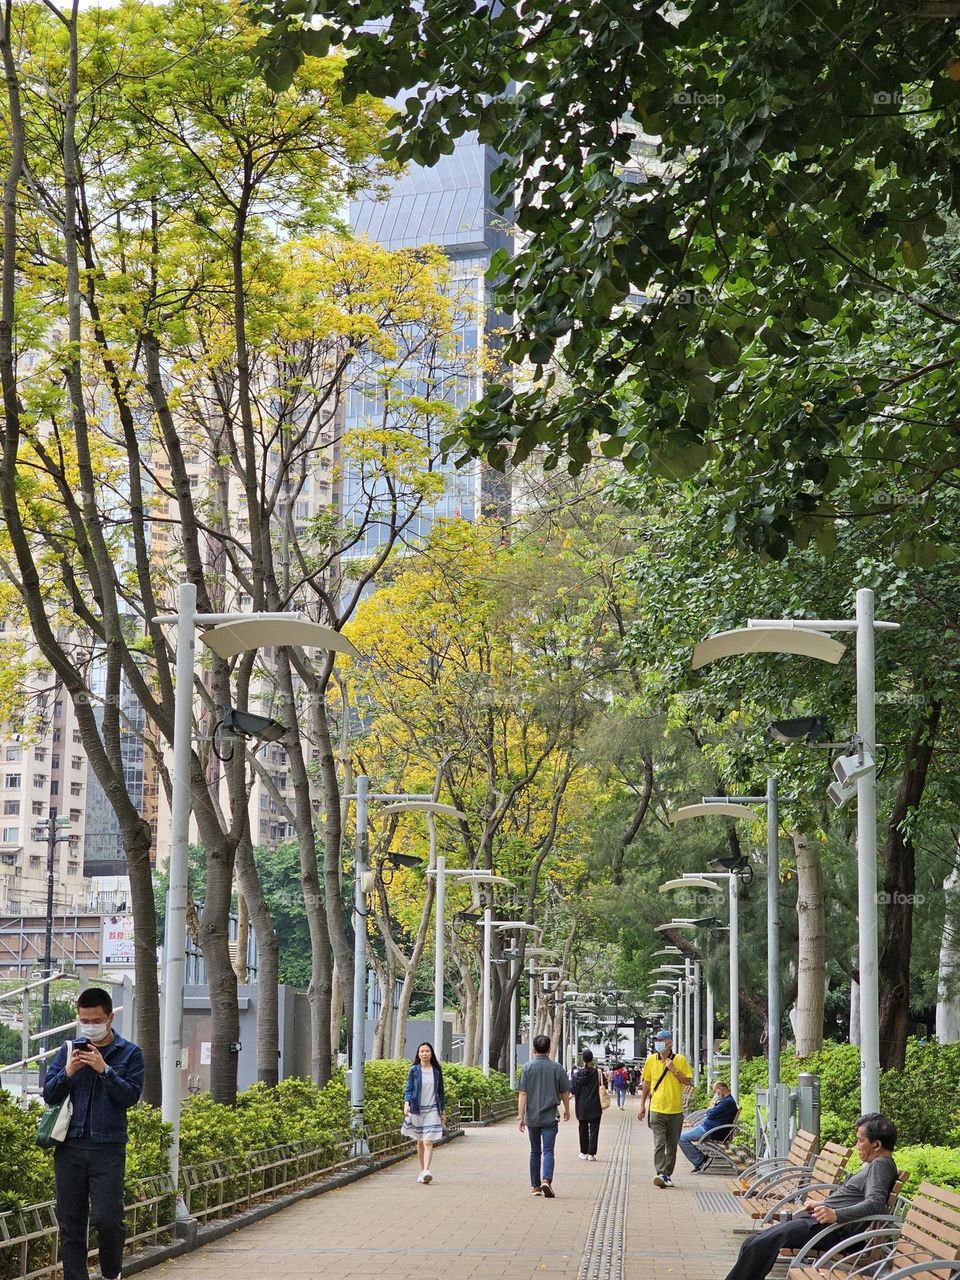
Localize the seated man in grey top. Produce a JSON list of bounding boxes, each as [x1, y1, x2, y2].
[[723, 1113, 898, 1280]]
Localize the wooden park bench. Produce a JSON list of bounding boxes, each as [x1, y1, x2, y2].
[[742, 1141, 853, 1219], [729, 1128, 819, 1196], [787, 1179, 960, 1280]]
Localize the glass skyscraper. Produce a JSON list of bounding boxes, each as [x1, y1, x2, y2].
[[346, 132, 512, 546]]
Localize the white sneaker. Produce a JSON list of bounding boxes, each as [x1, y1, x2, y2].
[[417, 1172, 425, 1183], [588, 1155, 597, 1162], [579, 1153, 589, 1160], [422, 1170, 433, 1184]]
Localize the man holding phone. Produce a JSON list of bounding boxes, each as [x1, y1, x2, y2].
[[42, 987, 144, 1280], [638, 1028, 692, 1187]]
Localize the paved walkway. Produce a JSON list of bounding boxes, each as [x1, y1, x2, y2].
[[155, 1098, 744, 1280]]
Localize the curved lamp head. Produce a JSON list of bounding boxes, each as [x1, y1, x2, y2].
[[654, 921, 698, 932], [201, 618, 360, 660], [659, 878, 725, 894], [669, 803, 762, 824], [377, 801, 468, 819], [692, 626, 845, 670]]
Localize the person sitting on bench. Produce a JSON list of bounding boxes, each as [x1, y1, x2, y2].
[[679, 1080, 739, 1171], [722, 1113, 898, 1280]]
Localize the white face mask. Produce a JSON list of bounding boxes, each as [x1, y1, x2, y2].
[[79, 1021, 110, 1042]]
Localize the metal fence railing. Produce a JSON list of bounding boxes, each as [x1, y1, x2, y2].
[[0, 1173, 175, 1280], [0, 1118, 468, 1280], [459, 1096, 516, 1125]]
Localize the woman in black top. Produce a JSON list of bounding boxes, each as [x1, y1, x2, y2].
[[571, 1048, 603, 1160]]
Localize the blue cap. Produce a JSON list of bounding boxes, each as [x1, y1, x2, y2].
[[653, 1028, 673, 1041]]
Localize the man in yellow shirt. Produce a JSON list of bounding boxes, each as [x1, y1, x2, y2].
[[638, 1029, 693, 1187]]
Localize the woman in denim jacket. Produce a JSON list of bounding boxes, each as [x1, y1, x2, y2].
[[402, 1042, 446, 1184]]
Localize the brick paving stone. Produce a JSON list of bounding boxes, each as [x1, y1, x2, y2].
[[154, 1099, 751, 1280]]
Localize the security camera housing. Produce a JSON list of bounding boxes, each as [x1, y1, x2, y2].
[[827, 777, 857, 808], [832, 749, 875, 787]]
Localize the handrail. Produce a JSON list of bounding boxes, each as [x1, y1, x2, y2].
[[0, 973, 65, 1003]]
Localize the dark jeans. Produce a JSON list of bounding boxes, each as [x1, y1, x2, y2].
[[650, 1110, 683, 1176], [723, 1214, 845, 1280], [527, 1121, 559, 1187], [54, 1140, 126, 1280], [578, 1115, 601, 1155]]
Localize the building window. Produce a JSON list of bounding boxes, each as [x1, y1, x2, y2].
[[5, 746, 21, 761], [0, 853, 16, 866], [67, 862, 78, 874], [52, 730, 61, 743], [52, 755, 60, 770], [71, 757, 82, 771], [2, 800, 19, 815], [50, 781, 58, 796], [4, 774, 21, 788], [33, 774, 46, 789], [32, 802, 44, 816], [1, 827, 19, 843], [70, 809, 81, 822], [29, 856, 41, 869], [70, 782, 82, 797], [54, 701, 62, 719], [72, 730, 82, 744], [34, 748, 47, 762]]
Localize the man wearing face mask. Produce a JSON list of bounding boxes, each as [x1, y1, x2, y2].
[[43, 987, 145, 1280]]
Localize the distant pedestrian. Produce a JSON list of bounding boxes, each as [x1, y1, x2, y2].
[[402, 1042, 447, 1184], [612, 1065, 628, 1109], [43, 987, 144, 1280], [518, 1033, 571, 1198], [571, 1049, 603, 1161], [679, 1080, 739, 1170], [638, 1028, 692, 1188]]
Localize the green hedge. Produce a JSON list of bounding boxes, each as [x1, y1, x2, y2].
[[706, 1039, 960, 1148], [0, 1060, 513, 1218]]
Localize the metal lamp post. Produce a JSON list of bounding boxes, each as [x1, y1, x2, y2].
[[32, 813, 72, 1089], [427, 869, 515, 1070], [153, 585, 358, 1200], [378, 804, 470, 1059], [692, 588, 899, 1113], [484, 918, 539, 1075]]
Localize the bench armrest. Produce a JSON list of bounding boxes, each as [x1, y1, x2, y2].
[[787, 1222, 902, 1269]]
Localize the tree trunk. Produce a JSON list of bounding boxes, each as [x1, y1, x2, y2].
[[793, 831, 825, 1056], [234, 836, 281, 1086], [878, 699, 941, 1069], [125, 820, 162, 1105], [452, 943, 477, 1065], [199, 828, 241, 1104], [936, 836, 960, 1043]]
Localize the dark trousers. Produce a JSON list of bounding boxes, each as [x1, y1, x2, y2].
[[527, 1121, 559, 1187], [54, 1141, 126, 1280], [650, 1110, 684, 1176], [724, 1214, 844, 1280], [578, 1115, 601, 1155]]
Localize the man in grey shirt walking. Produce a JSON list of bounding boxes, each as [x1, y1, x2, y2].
[[723, 1113, 898, 1280], [518, 1034, 571, 1198]]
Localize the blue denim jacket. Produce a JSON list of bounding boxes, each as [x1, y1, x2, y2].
[[42, 1033, 144, 1144], [403, 1063, 445, 1114]]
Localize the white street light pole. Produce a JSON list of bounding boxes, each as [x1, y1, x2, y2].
[[659, 871, 740, 1101], [484, 919, 540, 1076], [706, 978, 715, 1085], [434, 854, 445, 1054], [153, 590, 357, 1197], [693, 959, 701, 1086], [694, 592, 898, 1114]]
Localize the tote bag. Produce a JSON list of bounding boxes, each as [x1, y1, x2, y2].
[[36, 1042, 72, 1149], [597, 1068, 612, 1111]]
